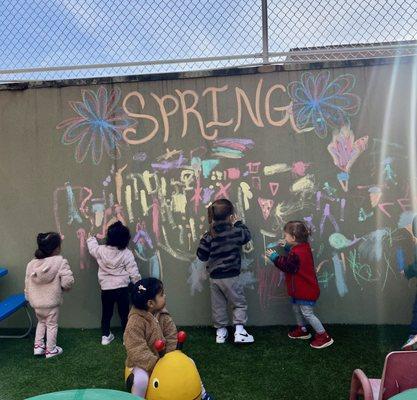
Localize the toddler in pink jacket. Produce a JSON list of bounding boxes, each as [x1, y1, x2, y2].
[[25, 232, 74, 358], [87, 221, 141, 345]]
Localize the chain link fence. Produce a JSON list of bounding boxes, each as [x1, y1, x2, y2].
[[1, 0, 417, 82]]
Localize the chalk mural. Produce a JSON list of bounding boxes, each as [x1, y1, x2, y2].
[[52, 70, 416, 311], [57, 87, 137, 165], [287, 71, 361, 138]]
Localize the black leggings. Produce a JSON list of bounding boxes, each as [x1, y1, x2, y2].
[[101, 287, 130, 336]]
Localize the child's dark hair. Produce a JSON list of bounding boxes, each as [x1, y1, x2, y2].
[[209, 199, 234, 222], [131, 278, 164, 310], [106, 221, 131, 250], [35, 232, 61, 259], [284, 221, 311, 243]]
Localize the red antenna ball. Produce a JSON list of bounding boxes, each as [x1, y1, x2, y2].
[[177, 331, 187, 344], [154, 339, 166, 353]]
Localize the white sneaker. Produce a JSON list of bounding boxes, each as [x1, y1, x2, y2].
[[216, 328, 228, 344], [101, 332, 115, 345], [234, 329, 254, 344], [34, 344, 46, 356], [402, 334, 417, 350], [45, 346, 63, 359]]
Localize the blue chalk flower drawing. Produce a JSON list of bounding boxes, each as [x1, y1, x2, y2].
[[56, 86, 136, 165], [287, 71, 361, 138]]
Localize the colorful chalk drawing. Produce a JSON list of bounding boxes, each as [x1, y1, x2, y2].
[[287, 71, 361, 138], [57, 87, 137, 164], [327, 126, 368, 192], [211, 138, 255, 159], [52, 72, 415, 311]]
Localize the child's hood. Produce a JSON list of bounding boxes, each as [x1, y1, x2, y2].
[[97, 245, 128, 270], [29, 255, 63, 284]]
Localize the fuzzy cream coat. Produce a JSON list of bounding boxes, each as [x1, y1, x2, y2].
[[24, 255, 74, 309]]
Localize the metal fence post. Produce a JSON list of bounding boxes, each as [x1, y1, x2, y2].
[[261, 0, 270, 64]]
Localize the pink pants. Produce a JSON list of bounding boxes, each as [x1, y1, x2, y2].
[[34, 306, 60, 352]]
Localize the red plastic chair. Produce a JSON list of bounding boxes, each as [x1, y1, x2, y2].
[[349, 351, 417, 400]]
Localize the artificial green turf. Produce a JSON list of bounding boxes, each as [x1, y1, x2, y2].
[[0, 325, 409, 400]]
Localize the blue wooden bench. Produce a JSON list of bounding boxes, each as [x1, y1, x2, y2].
[[0, 268, 32, 338]]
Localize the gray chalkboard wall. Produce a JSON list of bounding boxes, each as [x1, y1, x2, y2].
[[1, 59, 416, 328]]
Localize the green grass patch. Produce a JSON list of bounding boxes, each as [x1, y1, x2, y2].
[[0, 325, 408, 399]]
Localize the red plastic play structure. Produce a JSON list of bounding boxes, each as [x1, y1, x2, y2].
[[349, 351, 417, 399]]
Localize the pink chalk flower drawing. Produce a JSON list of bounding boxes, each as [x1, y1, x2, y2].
[[327, 126, 368, 192], [57, 86, 137, 165], [287, 71, 361, 138]]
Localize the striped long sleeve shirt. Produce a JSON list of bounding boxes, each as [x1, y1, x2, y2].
[[196, 220, 251, 279]]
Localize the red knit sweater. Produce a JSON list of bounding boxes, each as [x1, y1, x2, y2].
[[272, 242, 320, 302]]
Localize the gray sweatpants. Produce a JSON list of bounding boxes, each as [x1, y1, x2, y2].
[[292, 304, 325, 334], [210, 276, 248, 328]]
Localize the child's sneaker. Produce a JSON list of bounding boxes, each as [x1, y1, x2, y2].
[[402, 334, 417, 350], [288, 326, 312, 340], [310, 332, 334, 349], [33, 344, 46, 356], [234, 327, 254, 344], [216, 328, 228, 344], [101, 332, 115, 345], [45, 346, 63, 359]]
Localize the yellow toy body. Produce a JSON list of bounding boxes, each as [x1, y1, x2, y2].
[[125, 350, 202, 400], [125, 367, 133, 384], [147, 350, 201, 400]]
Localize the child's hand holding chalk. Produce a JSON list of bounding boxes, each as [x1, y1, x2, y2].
[[265, 248, 279, 263], [230, 213, 240, 225], [266, 248, 276, 257]]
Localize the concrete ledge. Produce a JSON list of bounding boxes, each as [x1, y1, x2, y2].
[[0, 55, 415, 91]]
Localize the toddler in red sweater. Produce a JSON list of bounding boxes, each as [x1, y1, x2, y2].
[[266, 221, 334, 349]]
